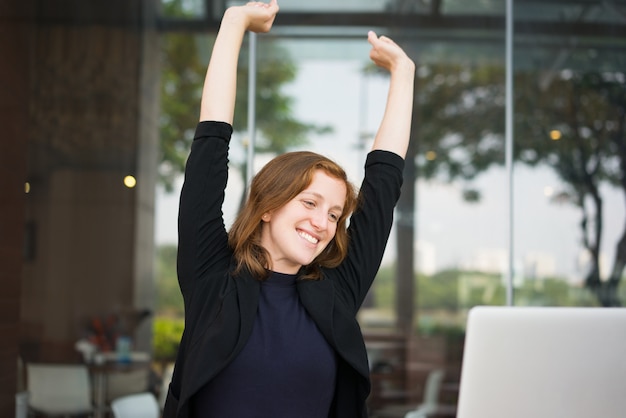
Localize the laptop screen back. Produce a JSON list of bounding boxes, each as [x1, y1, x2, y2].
[[457, 306, 626, 418]]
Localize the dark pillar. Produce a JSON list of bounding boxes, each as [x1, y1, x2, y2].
[[0, 1, 160, 414], [0, 1, 35, 415]]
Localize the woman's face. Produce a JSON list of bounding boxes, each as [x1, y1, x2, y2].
[[260, 170, 347, 274]]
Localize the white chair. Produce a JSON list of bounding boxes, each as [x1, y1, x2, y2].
[[110, 392, 160, 418], [26, 363, 94, 417], [404, 368, 445, 418], [158, 363, 174, 410]]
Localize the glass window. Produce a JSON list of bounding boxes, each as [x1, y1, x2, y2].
[[154, 1, 626, 414]]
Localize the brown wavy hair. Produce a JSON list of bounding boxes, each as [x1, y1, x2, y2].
[[228, 151, 358, 281]]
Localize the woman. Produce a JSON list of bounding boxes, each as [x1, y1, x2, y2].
[[163, 1, 415, 417]]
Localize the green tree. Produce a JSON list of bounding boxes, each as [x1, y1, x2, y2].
[[153, 316, 184, 363], [409, 59, 626, 306], [513, 68, 626, 306], [153, 244, 184, 362], [415, 62, 506, 196], [159, 0, 330, 192]]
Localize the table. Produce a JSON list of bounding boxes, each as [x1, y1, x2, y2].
[[89, 352, 151, 418]]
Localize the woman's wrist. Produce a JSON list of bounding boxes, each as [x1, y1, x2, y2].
[[391, 57, 416, 78], [222, 6, 249, 33], [222, 2, 277, 34]]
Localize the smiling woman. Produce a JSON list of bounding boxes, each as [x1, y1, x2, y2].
[[162, 1, 415, 417], [258, 166, 350, 274], [229, 150, 357, 280]]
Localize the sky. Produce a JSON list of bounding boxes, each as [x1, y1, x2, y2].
[[154, 56, 624, 283]]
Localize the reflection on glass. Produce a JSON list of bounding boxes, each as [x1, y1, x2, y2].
[[160, 0, 206, 18], [154, 2, 626, 416]]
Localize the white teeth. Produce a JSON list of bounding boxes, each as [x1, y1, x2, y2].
[[299, 231, 318, 244]]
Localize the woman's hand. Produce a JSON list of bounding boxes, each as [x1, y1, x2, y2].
[[225, 0, 279, 34], [200, 0, 279, 123], [367, 31, 415, 75]]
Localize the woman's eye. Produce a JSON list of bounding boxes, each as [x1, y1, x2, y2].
[[303, 200, 315, 208], [328, 213, 339, 222]]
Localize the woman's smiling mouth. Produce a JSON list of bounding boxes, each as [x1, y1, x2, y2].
[[298, 230, 319, 244]]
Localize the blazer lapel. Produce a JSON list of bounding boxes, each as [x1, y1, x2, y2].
[[179, 272, 260, 410], [233, 272, 261, 351], [298, 278, 371, 380], [297, 279, 336, 347]]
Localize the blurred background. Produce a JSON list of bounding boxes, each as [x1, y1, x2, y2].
[[2, 0, 625, 416]]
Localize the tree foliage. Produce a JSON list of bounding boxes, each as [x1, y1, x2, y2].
[[153, 243, 184, 361], [514, 69, 626, 306], [158, 0, 331, 192], [415, 62, 506, 191], [153, 316, 184, 362], [373, 266, 598, 314], [408, 58, 626, 306]]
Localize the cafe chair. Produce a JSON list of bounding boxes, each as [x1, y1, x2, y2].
[[404, 368, 446, 418], [26, 363, 94, 417], [110, 392, 160, 418]]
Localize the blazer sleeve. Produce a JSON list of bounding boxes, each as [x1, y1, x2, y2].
[[332, 149, 404, 311], [177, 121, 234, 298]]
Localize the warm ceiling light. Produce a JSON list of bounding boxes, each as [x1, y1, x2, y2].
[[550, 130, 562, 141], [24, 182, 31, 193], [123, 175, 137, 188], [426, 150, 437, 161]]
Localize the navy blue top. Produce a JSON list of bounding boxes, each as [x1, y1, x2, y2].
[[190, 271, 338, 417]]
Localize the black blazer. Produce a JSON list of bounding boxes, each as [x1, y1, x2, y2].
[[163, 121, 404, 418]]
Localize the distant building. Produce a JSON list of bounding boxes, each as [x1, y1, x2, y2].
[[461, 248, 508, 274], [414, 240, 437, 275], [523, 251, 557, 279]]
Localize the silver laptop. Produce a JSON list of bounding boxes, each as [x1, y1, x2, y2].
[[457, 306, 626, 418]]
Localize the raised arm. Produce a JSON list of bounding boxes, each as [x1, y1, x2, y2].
[[200, 0, 279, 123], [367, 31, 415, 159]]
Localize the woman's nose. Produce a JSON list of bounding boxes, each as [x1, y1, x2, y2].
[[310, 209, 328, 230]]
